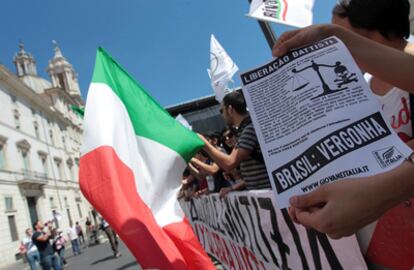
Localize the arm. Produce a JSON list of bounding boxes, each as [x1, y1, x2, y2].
[[188, 162, 204, 180], [219, 180, 246, 198], [202, 139, 251, 171], [232, 181, 246, 191], [190, 158, 220, 175], [289, 160, 414, 239], [182, 173, 196, 185], [35, 232, 50, 242], [272, 24, 414, 92], [194, 188, 209, 197]]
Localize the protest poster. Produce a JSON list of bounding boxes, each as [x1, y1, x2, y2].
[[240, 36, 413, 208], [181, 191, 367, 269]]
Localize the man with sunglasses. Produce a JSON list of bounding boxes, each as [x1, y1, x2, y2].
[[199, 90, 271, 196]]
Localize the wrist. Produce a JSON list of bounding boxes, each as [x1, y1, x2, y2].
[[325, 24, 348, 42], [399, 161, 414, 198], [203, 141, 213, 153], [379, 161, 414, 205]]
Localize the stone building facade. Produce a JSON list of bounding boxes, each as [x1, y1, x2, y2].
[[0, 42, 89, 267]]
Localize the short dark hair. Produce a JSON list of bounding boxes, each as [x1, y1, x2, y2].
[[206, 131, 220, 141], [33, 220, 39, 230], [333, 0, 410, 40], [222, 90, 247, 115]]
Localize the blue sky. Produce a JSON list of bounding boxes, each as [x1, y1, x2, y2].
[[0, 0, 336, 107]]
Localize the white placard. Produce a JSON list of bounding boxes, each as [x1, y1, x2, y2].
[[240, 36, 413, 208]]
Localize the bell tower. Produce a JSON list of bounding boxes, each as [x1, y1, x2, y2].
[[13, 41, 38, 77], [47, 40, 81, 99]]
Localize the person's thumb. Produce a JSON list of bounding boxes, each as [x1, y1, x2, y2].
[[272, 30, 301, 57], [289, 188, 325, 209]]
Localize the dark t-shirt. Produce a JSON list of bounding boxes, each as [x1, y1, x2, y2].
[[32, 231, 54, 257]]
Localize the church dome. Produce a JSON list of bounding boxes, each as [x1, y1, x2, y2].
[[21, 75, 52, 94]]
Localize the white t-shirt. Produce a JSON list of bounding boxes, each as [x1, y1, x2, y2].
[[67, 226, 78, 240], [365, 74, 413, 142], [22, 236, 38, 254]]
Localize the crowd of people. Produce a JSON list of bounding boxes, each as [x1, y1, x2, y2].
[[180, 0, 414, 242], [179, 90, 271, 201], [18, 216, 120, 270]]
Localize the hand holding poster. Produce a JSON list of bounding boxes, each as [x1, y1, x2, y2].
[[240, 36, 413, 208]]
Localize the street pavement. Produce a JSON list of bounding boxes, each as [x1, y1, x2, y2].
[[1, 240, 141, 270], [1, 240, 226, 270], [63, 240, 140, 270]]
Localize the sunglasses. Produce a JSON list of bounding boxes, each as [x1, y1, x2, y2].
[[224, 133, 234, 140]]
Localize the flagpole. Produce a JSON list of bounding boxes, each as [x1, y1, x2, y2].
[[247, 0, 277, 49]]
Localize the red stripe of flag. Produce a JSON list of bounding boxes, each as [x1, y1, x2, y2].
[[80, 146, 215, 269]]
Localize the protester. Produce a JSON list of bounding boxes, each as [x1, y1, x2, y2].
[[84, 217, 95, 246], [332, 0, 414, 148], [85, 217, 93, 234], [206, 131, 224, 150], [31, 220, 61, 270], [221, 127, 237, 154], [178, 170, 190, 200], [100, 217, 121, 258], [51, 229, 67, 268], [191, 135, 231, 194], [180, 170, 200, 200], [187, 151, 210, 196], [22, 228, 40, 270], [329, 1, 414, 265], [75, 222, 85, 246], [18, 241, 27, 264], [66, 222, 81, 256], [200, 90, 270, 194], [272, 24, 414, 239], [220, 127, 243, 197]]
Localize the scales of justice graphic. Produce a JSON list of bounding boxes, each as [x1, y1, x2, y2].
[[291, 60, 358, 99]]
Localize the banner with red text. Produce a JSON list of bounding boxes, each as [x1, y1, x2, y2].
[[181, 190, 367, 270]]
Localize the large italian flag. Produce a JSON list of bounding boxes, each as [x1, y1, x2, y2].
[[79, 48, 215, 269]]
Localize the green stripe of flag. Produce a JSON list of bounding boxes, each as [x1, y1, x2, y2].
[[91, 47, 204, 162]]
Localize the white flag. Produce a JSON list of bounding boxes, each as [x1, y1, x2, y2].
[[208, 34, 238, 102], [175, 114, 192, 130], [248, 0, 314, 28]]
